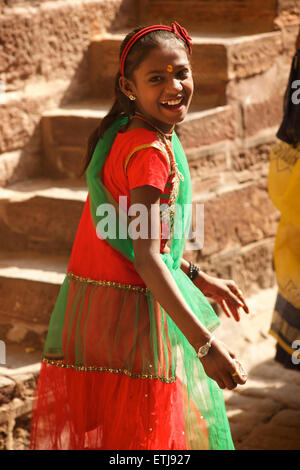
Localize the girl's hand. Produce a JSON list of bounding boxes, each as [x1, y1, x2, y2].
[[199, 338, 247, 390], [194, 272, 249, 322]]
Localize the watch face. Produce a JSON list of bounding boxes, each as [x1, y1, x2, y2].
[[198, 344, 209, 357]]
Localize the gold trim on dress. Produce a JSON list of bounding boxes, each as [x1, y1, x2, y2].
[[124, 142, 170, 174], [42, 358, 176, 383], [67, 271, 148, 294]]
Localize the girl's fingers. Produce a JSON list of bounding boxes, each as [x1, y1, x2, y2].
[[230, 359, 248, 385], [227, 289, 246, 310], [226, 297, 241, 322], [227, 283, 249, 313], [223, 373, 238, 390], [220, 299, 231, 318], [216, 377, 226, 390], [220, 298, 240, 322]]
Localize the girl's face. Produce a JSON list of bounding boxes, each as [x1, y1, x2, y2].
[[121, 42, 194, 133]]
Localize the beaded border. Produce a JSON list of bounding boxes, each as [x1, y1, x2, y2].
[[42, 358, 176, 383], [67, 271, 148, 295]]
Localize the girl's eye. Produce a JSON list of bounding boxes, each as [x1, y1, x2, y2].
[[149, 76, 162, 83], [177, 69, 190, 79]]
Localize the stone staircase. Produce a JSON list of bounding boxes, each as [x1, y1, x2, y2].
[[0, 0, 299, 450], [138, 0, 295, 35]]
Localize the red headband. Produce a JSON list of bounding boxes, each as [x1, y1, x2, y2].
[[120, 22, 192, 76]]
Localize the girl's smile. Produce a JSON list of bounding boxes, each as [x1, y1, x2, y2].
[[120, 44, 194, 134]]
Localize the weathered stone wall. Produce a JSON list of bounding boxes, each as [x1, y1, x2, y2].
[[138, 0, 300, 34], [0, 364, 40, 450], [1, 0, 137, 91], [0, 0, 138, 185], [1, 0, 300, 451]]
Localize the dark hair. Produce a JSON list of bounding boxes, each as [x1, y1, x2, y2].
[[79, 27, 189, 176]]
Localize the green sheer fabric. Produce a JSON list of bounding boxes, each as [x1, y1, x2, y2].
[[42, 115, 234, 449], [82, 115, 234, 449]]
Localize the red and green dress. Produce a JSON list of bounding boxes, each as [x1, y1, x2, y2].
[[30, 118, 234, 450]]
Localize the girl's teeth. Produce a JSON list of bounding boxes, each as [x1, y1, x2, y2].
[[162, 99, 182, 105]]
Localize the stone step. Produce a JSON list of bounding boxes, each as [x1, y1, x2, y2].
[[0, 177, 87, 256], [0, 0, 136, 92], [138, 0, 279, 35], [0, 77, 91, 186], [0, 250, 68, 350], [89, 31, 283, 109], [189, 178, 279, 258], [42, 100, 237, 177], [41, 100, 111, 178]]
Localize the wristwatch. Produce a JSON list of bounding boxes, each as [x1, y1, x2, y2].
[[196, 335, 215, 359]]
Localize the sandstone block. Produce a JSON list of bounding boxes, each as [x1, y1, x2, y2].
[[188, 143, 228, 177], [276, 0, 300, 27], [271, 409, 300, 427], [0, 151, 41, 188], [0, 0, 134, 90], [177, 106, 236, 150], [138, 0, 277, 34], [231, 141, 275, 174], [6, 325, 28, 343], [0, 404, 10, 426], [197, 238, 276, 295], [0, 80, 73, 157], [0, 275, 60, 326], [226, 32, 283, 80], [13, 374, 37, 400], [226, 394, 281, 416], [242, 94, 284, 138], [41, 105, 107, 177], [0, 376, 15, 405], [239, 421, 300, 450], [192, 182, 278, 257], [0, 190, 85, 256]]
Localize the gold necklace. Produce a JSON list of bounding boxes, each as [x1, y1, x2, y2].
[[131, 114, 184, 236], [133, 114, 183, 178]]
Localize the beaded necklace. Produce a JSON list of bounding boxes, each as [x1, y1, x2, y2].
[[132, 113, 184, 183]]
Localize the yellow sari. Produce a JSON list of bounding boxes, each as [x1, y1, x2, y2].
[[268, 141, 300, 368]]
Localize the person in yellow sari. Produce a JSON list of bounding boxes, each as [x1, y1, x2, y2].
[[268, 28, 300, 371], [268, 140, 300, 370]]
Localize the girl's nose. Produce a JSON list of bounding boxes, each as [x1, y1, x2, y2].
[[166, 78, 183, 93]]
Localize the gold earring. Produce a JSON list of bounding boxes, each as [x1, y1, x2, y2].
[[129, 94, 136, 101]]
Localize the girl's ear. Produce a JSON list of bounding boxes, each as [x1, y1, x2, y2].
[[119, 76, 136, 99]]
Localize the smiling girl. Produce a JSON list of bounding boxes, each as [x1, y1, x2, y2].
[[30, 22, 248, 451]]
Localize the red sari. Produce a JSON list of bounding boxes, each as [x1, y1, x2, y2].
[[30, 128, 193, 450]]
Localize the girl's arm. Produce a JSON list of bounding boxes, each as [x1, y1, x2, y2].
[[163, 245, 249, 322], [130, 184, 246, 390]]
